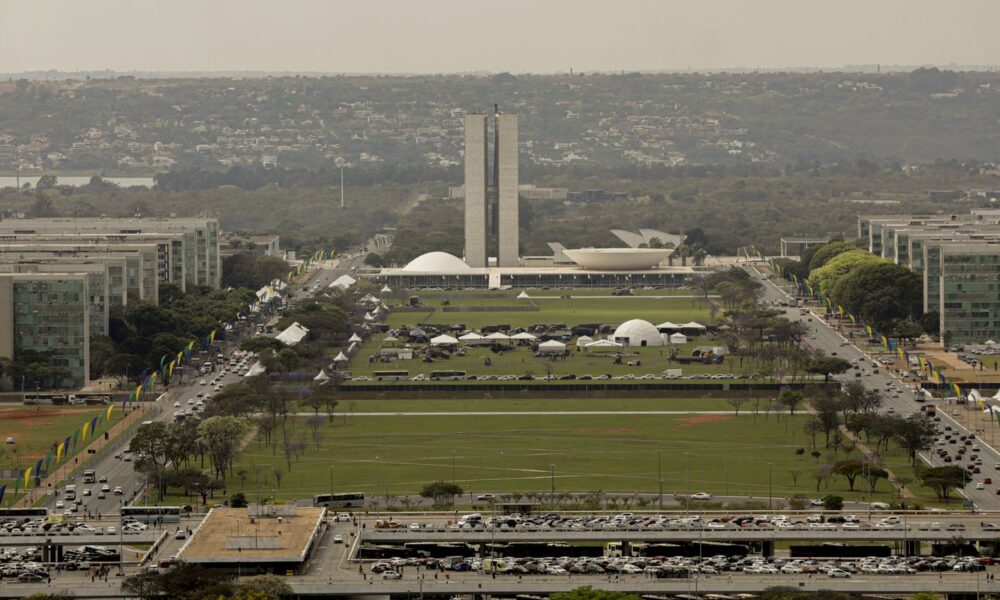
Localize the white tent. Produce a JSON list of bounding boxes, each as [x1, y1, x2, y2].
[[314, 370, 331, 382], [332, 352, 349, 363], [987, 339, 998, 346], [969, 389, 983, 403], [275, 322, 310, 346], [537, 339, 567, 353], [517, 290, 531, 300], [382, 335, 399, 346], [363, 312, 375, 322], [656, 321, 680, 331], [430, 334, 459, 346], [485, 331, 510, 341], [510, 332, 538, 341], [681, 321, 706, 331], [349, 333, 363, 343], [381, 284, 392, 293], [585, 339, 623, 352], [669, 333, 688, 344], [459, 332, 485, 344], [329, 274, 356, 291], [244, 361, 267, 377], [576, 335, 594, 347]]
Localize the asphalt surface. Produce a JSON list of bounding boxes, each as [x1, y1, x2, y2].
[[747, 263, 1000, 510]]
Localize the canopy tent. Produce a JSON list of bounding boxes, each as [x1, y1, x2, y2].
[[585, 339, 623, 352], [275, 322, 310, 346], [680, 321, 706, 331], [576, 335, 594, 347], [244, 361, 267, 377], [349, 333, 363, 343], [329, 274, 356, 291], [485, 331, 510, 341], [655, 321, 680, 331], [381, 284, 392, 293], [459, 332, 484, 341], [537, 339, 567, 353], [332, 352, 349, 363], [314, 370, 331, 382], [430, 334, 459, 346], [510, 332, 538, 341], [987, 339, 998, 346], [669, 333, 688, 344], [363, 312, 375, 322], [382, 335, 399, 345], [516, 290, 531, 300]]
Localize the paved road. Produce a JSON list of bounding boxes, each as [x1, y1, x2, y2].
[[747, 263, 1000, 510]]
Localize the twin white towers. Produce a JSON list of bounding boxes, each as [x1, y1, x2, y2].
[[464, 109, 518, 268]]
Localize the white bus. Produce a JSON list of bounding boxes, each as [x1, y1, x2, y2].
[[312, 492, 366, 509]]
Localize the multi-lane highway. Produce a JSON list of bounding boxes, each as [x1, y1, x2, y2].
[[749, 263, 1000, 510]]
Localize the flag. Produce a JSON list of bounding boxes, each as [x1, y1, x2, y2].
[[160, 354, 168, 369], [0, 484, 5, 506], [44, 450, 53, 474], [90, 416, 98, 436], [63, 436, 71, 456], [918, 355, 927, 371], [169, 360, 176, 377], [849, 314, 856, 325], [953, 382, 962, 399], [56, 442, 64, 462], [23, 467, 31, 488], [881, 335, 889, 349], [33, 459, 42, 478], [72, 428, 79, 449], [897, 345, 906, 361], [995, 410, 1000, 428], [865, 325, 873, 337], [209, 330, 216, 344], [81, 421, 90, 442]]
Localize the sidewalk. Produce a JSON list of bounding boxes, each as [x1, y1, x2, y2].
[[15, 402, 155, 507]]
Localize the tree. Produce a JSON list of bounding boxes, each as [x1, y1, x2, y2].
[[822, 495, 844, 511], [551, 587, 642, 600], [197, 416, 248, 480], [236, 575, 294, 600], [230, 492, 249, 508], [805, 356, 852, 381], [128, 422, 172, 500], [894, 414, 938, 464], [832, 460, 863, 491], [123, 562, 235, 600], [918, 466, 968, 502], [778, 390, 804, 416], [420, 480, 464, 507]]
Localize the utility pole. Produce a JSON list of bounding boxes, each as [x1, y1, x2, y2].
[[658, 450, 663, 509], [340, 167, 345, 209]]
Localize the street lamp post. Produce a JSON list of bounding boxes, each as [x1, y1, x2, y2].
[[374, 456, 380, 520], [768, 463, 773, 510], [329, 466, 334, 500], [657, 449, 663, 510], [549, 463, 555, 495], [685, 452, 691, 518]]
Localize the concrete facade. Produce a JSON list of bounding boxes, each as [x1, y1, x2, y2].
[[463, 114, 488, 268], [497, 112, 519, 267]]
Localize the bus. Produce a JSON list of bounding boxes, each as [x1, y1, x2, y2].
[[312, 493, 366, 509], [83, 470, 97, 484], [64, 485, 77, 501], [373, 370, 409, 381], [0, 507, 48, 520], [120, 506, 183, 524], [429, 370, 467, 381]]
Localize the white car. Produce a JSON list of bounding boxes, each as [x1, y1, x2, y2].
[[690, 492, 712, 500], [199, 380, 207, 386], [173, 402, 181, 408], [113, 486, 123, 495], [333, 534, 344, 544]]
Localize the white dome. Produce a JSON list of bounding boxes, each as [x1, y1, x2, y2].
[[402, 252, 472, 273], [562, 248, 671, 270], [612, 319, 665, 347]]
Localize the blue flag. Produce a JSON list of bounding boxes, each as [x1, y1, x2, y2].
[[0, 484, 6, 506]]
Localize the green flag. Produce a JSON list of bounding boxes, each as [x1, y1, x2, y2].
[[72, 428, 80, 449]]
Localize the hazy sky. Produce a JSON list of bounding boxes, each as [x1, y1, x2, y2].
[[2, 0, 998, 73]]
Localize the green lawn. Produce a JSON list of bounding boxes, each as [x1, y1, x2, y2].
[[0, 405, 123, 487], [227, 412, 910, 505], [326, 397, 740, 413], [347, 336, 783, 380], [384, 295, 713, 330]]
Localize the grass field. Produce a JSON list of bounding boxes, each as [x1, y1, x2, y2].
[[384, 295, 713, 330], [0, 405, 123, 485], [329, 397, 739, 413], [228, 411, 929, 505]]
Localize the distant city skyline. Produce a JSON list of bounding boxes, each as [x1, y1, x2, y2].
[[1, 0, 998, 75]]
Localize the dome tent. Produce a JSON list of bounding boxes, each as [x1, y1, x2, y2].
[[669, 332, 688, 344], [612, 319, 664, 347], [538, 340, 567, 354], [576, 335, 594, 347]]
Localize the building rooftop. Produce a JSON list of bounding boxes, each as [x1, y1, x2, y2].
[[177, 506, 325, 565]]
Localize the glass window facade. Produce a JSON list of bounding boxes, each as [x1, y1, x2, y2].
[[12, 278, 88, 388], [940, 251, 1000, 344]]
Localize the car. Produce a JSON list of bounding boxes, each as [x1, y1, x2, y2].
[[55, 500, 65, 509], [828, 570, 851, 578], [173, 402, 181, 408], [810, 499, 824, 506], [690, 492, 712, 500], [477, 494, 495, 501], [113, 486, 123, 495], [82, 488, 92, 496], [101, 484, 110, 492], [174, 530, 186, 540], [97, 492, 106, 499], [335, 513, 352, 522], [200, 380, 207, 385], [977, 483, 986, 490], [17, 572, 49, 583], [333, 534, 344, 544], [381, 570, 402, 580]]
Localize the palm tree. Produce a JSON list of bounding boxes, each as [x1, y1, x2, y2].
[[676, 244, 691, 266]]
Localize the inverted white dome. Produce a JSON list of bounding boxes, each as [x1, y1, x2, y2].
[[612, 319, 665, 347], [563, 248, 671, 270], [402, 252, 472, 273]]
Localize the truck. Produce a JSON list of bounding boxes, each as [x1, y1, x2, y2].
[[64, 485, 77, 501], [82, 470, 96, 484]]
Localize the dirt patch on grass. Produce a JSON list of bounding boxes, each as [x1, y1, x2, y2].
[[570, 427, 636, 434], [671, 414, 733, 429]]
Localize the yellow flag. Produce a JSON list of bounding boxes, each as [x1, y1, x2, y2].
[[56, 442, 64, 462], [106, 404, 114, 422], [24, 467, 31, 487], [81, 421, 90, 442]]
